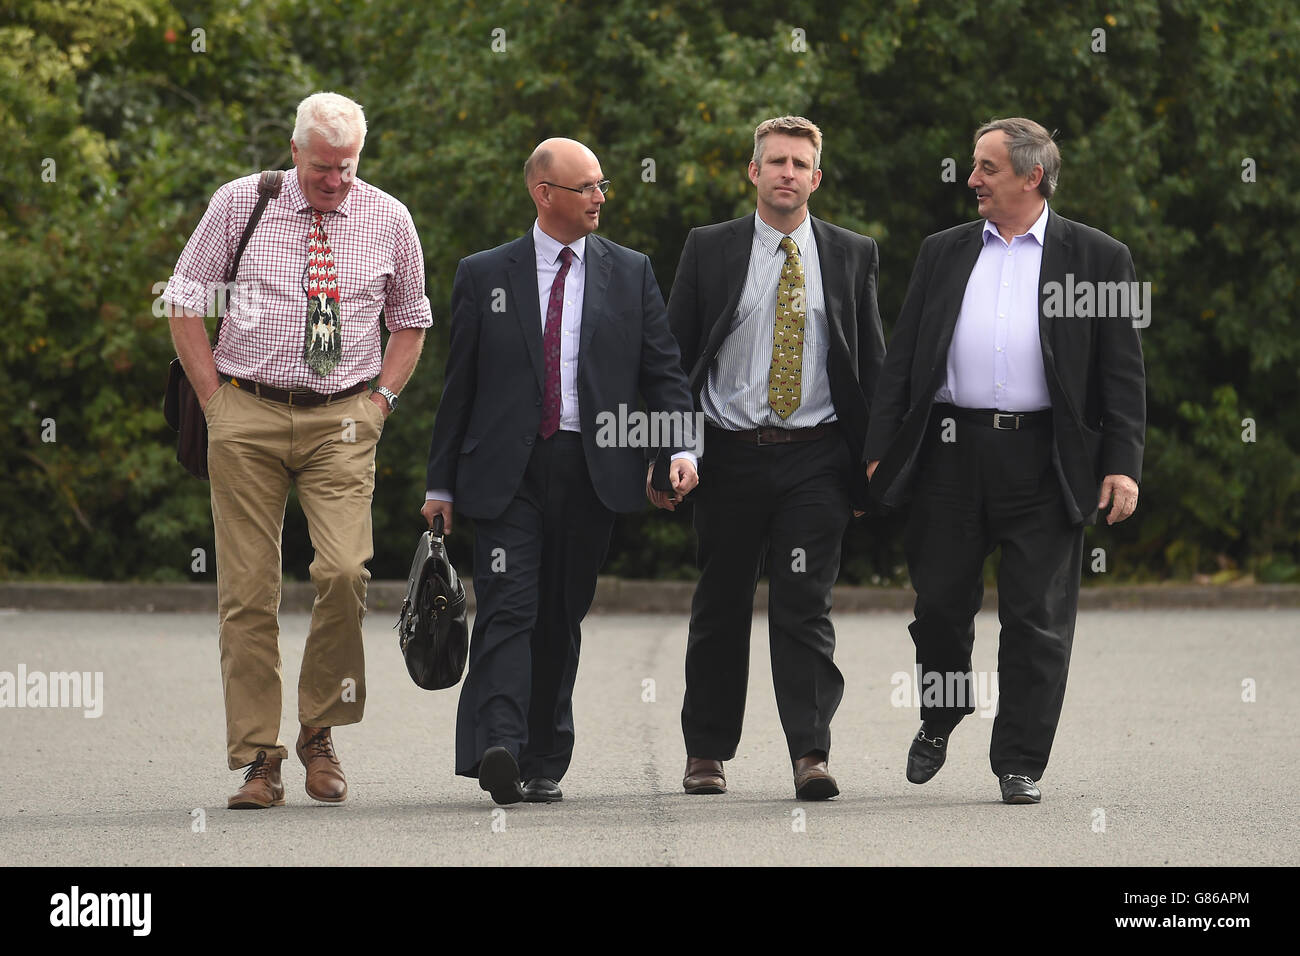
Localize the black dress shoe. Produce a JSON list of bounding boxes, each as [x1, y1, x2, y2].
[[478, 746, 524, 805], [906, 725, 949, 784], [522, 777, 563, 803], [999, 773, 1041, 804]]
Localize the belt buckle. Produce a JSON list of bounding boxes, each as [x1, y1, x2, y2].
[[992, 413, 1019, 431]]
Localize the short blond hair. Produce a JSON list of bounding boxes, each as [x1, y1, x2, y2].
[[752, 116, 823, 170], [293, 92, 367, 153]]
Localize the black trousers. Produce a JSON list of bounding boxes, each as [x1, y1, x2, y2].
[[682, 426, 853, 763], [455, 432, 615, 782], [904, 408, 1085, 780]]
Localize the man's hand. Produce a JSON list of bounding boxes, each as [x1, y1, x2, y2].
[[421, 498, 453, 534], [646, 463, 675, 511], [1098, 474, 1139, 525], [198, 380, 222, 411], [866, 459, 880, 481], [369, 392, 391, 418], [647, 460, 698, 511], [670, 458, 699, 498]]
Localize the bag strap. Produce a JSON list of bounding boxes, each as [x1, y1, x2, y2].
[[214, 169, 285, 344]]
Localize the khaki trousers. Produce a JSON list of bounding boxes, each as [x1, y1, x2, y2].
[[205, 380, 384, 770]]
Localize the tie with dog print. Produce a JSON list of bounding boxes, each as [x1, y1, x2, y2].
[[303, 211, 342, 376], [768, 236, 805, 418]]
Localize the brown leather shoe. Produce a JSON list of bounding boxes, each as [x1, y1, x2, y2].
[[296, 725, 347, 803], [683, 757, 726, 794], [793, 752, 839, 800], [228, 750, 285, 809]]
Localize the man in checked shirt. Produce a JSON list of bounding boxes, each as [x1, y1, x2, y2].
[[162, 92, 432, 809]]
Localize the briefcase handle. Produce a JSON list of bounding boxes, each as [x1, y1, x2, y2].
[[431, 513, 445, 539]]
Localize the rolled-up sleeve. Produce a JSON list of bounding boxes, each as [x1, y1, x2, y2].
[[161, 182, 234, 315], [383, 205, 433, 331]]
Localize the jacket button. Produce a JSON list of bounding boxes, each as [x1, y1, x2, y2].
[[535, 398, 542, 406], [523, 436, 534, 445]]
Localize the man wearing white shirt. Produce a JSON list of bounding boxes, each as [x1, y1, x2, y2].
[[866, 117, 1146, 804], [422, 138, 697, 805]]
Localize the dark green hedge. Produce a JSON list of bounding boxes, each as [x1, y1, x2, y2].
[[4, 0, 1297, 585]]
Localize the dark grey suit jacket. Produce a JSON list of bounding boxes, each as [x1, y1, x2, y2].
[[653, 214, 886, 509], [865, 209, 1147, 526]]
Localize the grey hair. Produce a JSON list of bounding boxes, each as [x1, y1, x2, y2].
[[293, 92, 367, 153], [974, 117, 1060, 199], [524, 146, 554, 188]]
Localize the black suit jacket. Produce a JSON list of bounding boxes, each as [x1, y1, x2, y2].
[[864, 209, 1146, 526], [653, 213, 886, 508], [426, 231, 695, 518]]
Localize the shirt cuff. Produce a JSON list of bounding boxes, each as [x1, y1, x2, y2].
[[670, 451, 698, 470], [425, 490, 453, 502], [385, 297, 434, 331]]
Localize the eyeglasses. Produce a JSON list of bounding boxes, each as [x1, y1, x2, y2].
[[540, 179, 611, 197]]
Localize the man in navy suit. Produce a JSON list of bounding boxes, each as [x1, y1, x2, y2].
[[866, 117, 1146, 804], [423, 138, 698, 805]]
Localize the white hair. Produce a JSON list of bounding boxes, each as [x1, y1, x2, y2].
[[293, 92, 367, 153]]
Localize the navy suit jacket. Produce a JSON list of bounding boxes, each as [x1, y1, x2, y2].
[[426, 231, 695, 518]]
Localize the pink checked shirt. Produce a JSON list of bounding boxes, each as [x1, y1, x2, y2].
[[162, 171, 433, 391]]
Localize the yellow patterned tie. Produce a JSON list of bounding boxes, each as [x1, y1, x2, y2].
[[768, 236, 805, 419]]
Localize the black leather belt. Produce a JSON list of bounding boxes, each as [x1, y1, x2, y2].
[[220, 374, 367, 407], [707, 422, 835, 445], [936, 404, 1052, 431]]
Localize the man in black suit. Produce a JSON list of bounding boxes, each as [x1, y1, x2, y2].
[[866, 117, 1146, 804], [423, 138, 699, 805], [650, 116, 885, 799]]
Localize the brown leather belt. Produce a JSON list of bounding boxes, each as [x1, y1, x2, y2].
[[707, 422, 836, 445], [936, 404, 1052, 431], [220, 374, 368, 407]]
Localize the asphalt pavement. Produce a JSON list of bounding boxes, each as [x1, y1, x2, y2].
[[0, 607, 1295, 866]]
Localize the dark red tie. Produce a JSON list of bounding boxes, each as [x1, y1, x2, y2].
[[539, 246, 574, 439]]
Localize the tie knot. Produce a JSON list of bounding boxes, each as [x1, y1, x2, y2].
[[558, 246, 575, 266], [779, 236, 799, 257]]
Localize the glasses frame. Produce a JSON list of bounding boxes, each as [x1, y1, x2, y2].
[[539, 179, 611, 197]]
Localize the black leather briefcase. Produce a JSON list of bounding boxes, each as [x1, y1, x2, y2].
[[396, 515, 469, 690]]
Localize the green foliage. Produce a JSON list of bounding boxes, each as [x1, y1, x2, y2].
[[3, 0, 1297, 583]]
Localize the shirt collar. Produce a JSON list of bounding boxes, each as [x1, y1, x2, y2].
[[983, 200, 1049, 247], [754, 210, 812, 256], [533, 220, 586, 265], [283, 169, 359, 218]]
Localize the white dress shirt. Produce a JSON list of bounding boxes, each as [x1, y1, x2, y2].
[[936, 201, 1052, 411]]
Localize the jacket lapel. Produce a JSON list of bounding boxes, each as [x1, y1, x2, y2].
[[507, 233, 544, 391], [810, 217, 850, 357], [1037, 208, 1072, 377], [925, 221, 986, 394], [700, 217, 754, 364], [580, 234, 612, 361]]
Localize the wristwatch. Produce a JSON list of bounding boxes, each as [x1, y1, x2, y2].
[[372, 385, 399, 412]]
